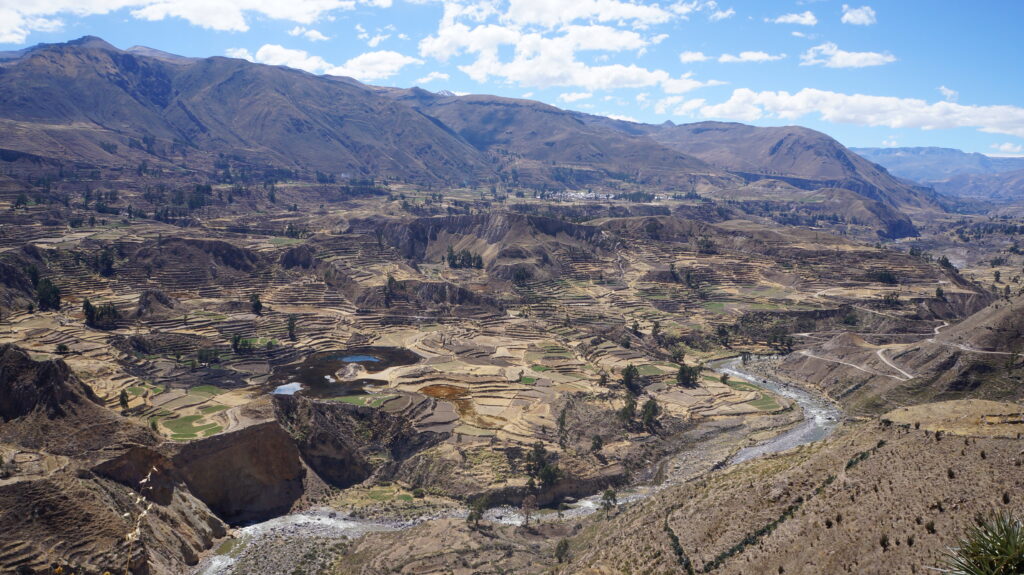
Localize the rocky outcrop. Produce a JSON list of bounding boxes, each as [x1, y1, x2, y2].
[[0, 345, 227, 574], [273, 394, 447, 488], [0, 344, 102, 421], [135, 288, 178, 318], [172, 421, 305, 524]]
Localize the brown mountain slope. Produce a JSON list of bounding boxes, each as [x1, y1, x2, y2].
[[932, 167, 1024, 201], [393, 90, 735, 191], [639, 121, 940, 211], [0, 37, 939, 232], [0, 36, 493, 184]]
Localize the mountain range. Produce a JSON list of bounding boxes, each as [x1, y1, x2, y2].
[[854, 146, 1024, 201], [0, 36, 942, 236]]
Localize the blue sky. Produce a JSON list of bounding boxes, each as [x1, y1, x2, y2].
[[4, 0, 1024, 155]]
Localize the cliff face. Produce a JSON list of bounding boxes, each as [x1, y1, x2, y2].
[[273, 394, 447, 488], [0, 345, 227, 574], [173, 421, 306, 524]]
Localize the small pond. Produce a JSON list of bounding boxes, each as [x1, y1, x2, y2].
[[269, 347, 420, 398]]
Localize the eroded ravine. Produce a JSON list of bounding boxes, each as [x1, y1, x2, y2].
[[193, 356, 844, 574]]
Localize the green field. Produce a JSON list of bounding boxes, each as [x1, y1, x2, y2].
[[163, 414, 222, 440]]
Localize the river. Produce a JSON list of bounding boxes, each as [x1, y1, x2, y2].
[[194, 356, 842, 574]]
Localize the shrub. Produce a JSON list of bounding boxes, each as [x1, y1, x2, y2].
[[944, 511, 1024, 575]]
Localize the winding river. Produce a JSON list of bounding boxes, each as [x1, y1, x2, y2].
[[194, 357, 842, 574]]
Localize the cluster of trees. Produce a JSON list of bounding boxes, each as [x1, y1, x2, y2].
[[618, 394, 660, 430], [82, 298, 120, 329], [446, 246, 484, 269], [676, 364, 701, 388], [523, 442, 562, 491]]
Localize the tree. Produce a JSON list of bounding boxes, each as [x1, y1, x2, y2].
[[287, 314, 297, 341], [119, 389, 130, 412], [84, 300, 119, 329], [466, 496, 486, 528], [521, 494, 538, 527], [538, 463, 562, 488], [944, 511, 1024, 575], [600, 488, 617, 511], [640, 398, 659, 431], [249, 293, 263, 315], [82, 298, 96, 326], [36, 278, 61, 311], [591, 434, 604, 452], [716, 324, 731, 348], [197, 348, 219, 365], [618, 393, 636, 422], [936, 286, 946, 300], [621, 364, 640, 394], [55, 343, 69, 354], [525, 442, 548, 477], [677, 364, 700, 388], [555, 539, 570, 563]]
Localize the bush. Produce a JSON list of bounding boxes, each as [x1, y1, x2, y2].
[[944, 511, 1024, 574]]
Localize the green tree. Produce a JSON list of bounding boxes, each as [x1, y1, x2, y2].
[[677, 364, 700, 388], [249, 293, 263, 315], [466, 496, 486, 528], [82, 298, 96, 327], [555, 539, 570, 563], [600, 488, 617, 511], [621, 364, 640, 394], [287, 314, 297, 341], [119, 389, 130, 412], [618, 393, 637, 422], [640, 398, 659, 431], [36, 278, 61, 311], [538, 463, 562, 488]]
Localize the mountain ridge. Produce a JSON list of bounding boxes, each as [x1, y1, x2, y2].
[[0, 36, 940, 236]]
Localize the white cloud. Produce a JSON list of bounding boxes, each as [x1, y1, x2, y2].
[[771, 11, 817, 26], [991, 142, 1023, 154], [0, 0, 402, 43], [709, 7, 735, 21], [679, 50, 709, 63], [225, 47, 254, 60], [938, 85, 958, 102], [558, 91, 592, 102], [654, 95, 705, 116], [719, 51, 786, 63], [368, 33, 391, 47], [673, 98, 706, 116], [288, 26, 329, 41], [244, 44, 421, 82], [607, 113, 638, 122], [800, 42, 895, 68], [882, 136, 898, 147], [329, 50, 422, 81], [841, 5, 877, 26], [699, 87, 1024, 139], [421, 20, 722, 93], [503, 0, 675, 28], [415, 71, 449, 84], [654, 96, 684, 115]]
